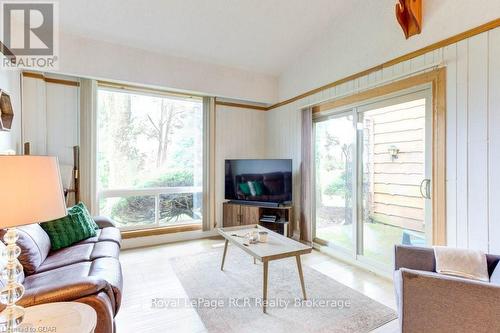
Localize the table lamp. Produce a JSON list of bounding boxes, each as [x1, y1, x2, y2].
[[0, 156, 66, 329]]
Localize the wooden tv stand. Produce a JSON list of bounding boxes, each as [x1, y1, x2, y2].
[[222, 202, 293, 237]]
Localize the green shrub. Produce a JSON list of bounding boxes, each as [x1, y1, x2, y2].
[[141, 170, 194, 187], [325, 174, 347, 197], [110, 170, 201, 225]]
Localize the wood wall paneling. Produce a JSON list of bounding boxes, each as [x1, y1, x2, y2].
[[443, 43, 458, 247], [215, 106, 269, 226], [455, 40, 469, 248], [268, 28, 500, 250], [46, 83, 79, 165], [467, 34, 489, 251], [488, 28, 500, 254], [21, 75, 80, 168], [22, 77, 47, 155]]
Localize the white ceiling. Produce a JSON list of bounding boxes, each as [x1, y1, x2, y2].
[[59, 0, 355, 76]]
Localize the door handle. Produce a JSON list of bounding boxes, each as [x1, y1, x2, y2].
[[420, 179, 431, 199]]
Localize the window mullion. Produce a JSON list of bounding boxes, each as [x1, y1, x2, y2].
[[155, 194, 160, 227]]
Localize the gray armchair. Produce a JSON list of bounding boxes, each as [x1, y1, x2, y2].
[[394, 245, 500, 333]]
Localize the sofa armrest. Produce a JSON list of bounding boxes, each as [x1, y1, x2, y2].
[[0, 277, 110, 311], [93, 216, 117, 229], [394, 245, 436, 272], [395, 268, 500, 333]]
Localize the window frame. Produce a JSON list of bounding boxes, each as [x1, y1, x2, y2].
[[95, 82, 207, 232], [312, 68, 446, 246]]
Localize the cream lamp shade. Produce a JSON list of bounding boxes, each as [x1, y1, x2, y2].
[[0, 156, 67, 228]]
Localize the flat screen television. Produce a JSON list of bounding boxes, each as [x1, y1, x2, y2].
[[224, 159, 292, 204]]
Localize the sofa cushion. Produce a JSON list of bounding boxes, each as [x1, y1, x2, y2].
[[76, 228, 122, 247], [41, 211, 97, 251], [0, 224, 51, 275], [36, 241, 120, 273], [21, 257, 122, 314]]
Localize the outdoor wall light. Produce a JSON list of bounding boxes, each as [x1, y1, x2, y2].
[[388, 145, 400, 161]]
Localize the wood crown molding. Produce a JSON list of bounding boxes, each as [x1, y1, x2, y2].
[[267, 18, 500, 111], [215, 100, 267, 111], [313, 67, 441, 113], [22, 72, 80, 87]]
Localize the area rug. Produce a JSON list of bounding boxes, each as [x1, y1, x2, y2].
[[169, 249, 397, 333]]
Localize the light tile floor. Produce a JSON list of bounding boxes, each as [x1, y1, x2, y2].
[[115, 238, 399, 333]]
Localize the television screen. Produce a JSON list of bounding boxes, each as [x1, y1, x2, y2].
[[224, 159, 292, 203]]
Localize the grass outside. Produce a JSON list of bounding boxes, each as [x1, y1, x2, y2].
[[316, 222, 423, 264]]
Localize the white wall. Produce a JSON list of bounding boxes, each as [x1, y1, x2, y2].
[[54, 33, 278, 104], [0, 67, 21, 153], [279, 0, 500, 100], [267, 26, 500, 253], [215, 106, 269, 226]]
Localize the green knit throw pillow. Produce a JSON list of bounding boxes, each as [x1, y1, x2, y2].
[[71, 202, 99, 230], [41, 210, 97, 251]]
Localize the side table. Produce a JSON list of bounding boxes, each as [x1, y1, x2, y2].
[[16, 302, 97, 333]]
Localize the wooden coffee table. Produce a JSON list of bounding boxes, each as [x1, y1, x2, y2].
[[218, 225, 312, 313]]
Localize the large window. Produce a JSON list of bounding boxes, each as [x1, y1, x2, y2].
[[96, 86, 204, 230]]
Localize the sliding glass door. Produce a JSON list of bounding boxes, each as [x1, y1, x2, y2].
[[313, 88, 432, 270], [314, 113, 355, 252]]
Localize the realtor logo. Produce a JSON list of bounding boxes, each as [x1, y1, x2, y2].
[[0, 1, 59, 69]]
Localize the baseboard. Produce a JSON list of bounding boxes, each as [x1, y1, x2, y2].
[[313, 242, 393, 280], [122, 229, 219, 249]]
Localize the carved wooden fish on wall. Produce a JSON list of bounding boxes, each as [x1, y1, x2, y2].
[[0, 90, 14, 131], [395, 0, 422, 39]]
